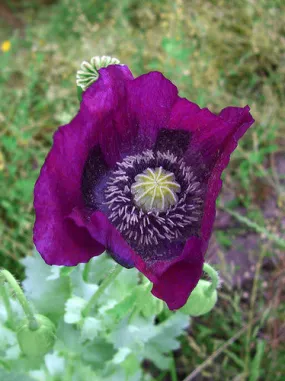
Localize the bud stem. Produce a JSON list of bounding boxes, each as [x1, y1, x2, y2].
[[82, 263, 122, 317], [128, 282, 152, 323], [0, 283, 15, 329], [203, 263, 219, 296], [82, 258, 92, 282], [0, 269, 39, 330]]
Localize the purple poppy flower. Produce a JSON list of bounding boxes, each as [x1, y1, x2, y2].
[[33, 65, 254, 310]]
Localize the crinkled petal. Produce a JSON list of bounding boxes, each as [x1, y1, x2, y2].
[[200, 106, 255, 244], [218, 105, 254, 140], [68, 208, 145, 270], [150, 237, 204, 310], [34, 65, 133, 265], [169, 103, 254, 245], [169, 97, 201, 132], [150, 105, 254, 306], [188, 106, 254, 167], [126, 71, 179, 152], [169, 101, 254, 167], [33, 112, 105, 265], [82, 65, 135, 166], [69, 208, 203, 310]]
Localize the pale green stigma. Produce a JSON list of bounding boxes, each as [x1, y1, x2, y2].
[[131, 167, 181, 212], [76, 55, 120, 91]]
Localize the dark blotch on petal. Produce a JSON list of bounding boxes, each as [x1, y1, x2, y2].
[[134, 240, 185, 264], [81, 145, 109, 209], [154, 128, 191, 157]]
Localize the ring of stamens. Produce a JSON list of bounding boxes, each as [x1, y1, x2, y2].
[[103, 150, 204, 257]]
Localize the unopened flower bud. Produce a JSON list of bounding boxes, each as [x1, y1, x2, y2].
[[180, 279, 218, 316], [17, 314, 56, 357]]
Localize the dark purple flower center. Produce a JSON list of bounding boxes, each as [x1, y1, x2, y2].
[[104, 149, 204, 246], [81, 129, 207, 263]]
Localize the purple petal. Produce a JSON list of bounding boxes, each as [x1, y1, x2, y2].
[[83, 64, 133, 117], [169, 97, 201, 132], [34, 147, 105, 267], [169, 103, 254, 245], [126, 72, 179, 151], [33, 111, 104, 265], [34, 217, 104, 267], [189, 106, 253, 167], [169, 101, 254, 169], [82, 65, 135, 166], [34, 65, 134, 265], [200, 106, 255, 244], [150, 237, 204, 310], [148, 106, 254, 307], [68, 208, 145, 270], [218, 105, 254, 140], [69, 208, 203, 310]]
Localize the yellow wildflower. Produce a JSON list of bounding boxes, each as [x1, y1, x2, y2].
[[1, 40, 11, 53]]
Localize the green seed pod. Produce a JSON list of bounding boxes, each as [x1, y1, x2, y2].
[[180, 280, 218, 316], [76, 55, 120, 92], [17, 314, 56, 357]]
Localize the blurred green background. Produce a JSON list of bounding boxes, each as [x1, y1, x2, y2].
[[0, 0, 284, 380]]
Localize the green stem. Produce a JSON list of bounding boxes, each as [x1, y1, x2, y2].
[[170, 354, 178, 381], [0, 283, 15, 329], [64, 354, 75, 381], [128, 282, 152, 323], [83, 264, 122, 317], [0, 269, 39, 330], [157, 371, 168, 381], [82, 259, 92, 282], [203, 263, 219, 296]]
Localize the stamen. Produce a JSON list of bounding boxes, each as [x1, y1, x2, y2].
[[102, 149, 205, 256]]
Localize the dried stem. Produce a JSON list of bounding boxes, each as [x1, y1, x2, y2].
[[182, 317, 260, 381]]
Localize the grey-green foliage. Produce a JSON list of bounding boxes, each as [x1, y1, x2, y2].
[[0, 251, 190, 380]]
